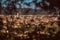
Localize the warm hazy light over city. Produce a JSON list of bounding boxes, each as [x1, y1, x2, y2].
[[0, 0, 60, 40]]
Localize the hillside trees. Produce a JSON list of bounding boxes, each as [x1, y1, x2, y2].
[[1, 0, 60, 14]]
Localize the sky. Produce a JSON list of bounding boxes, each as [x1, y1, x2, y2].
[[1, 0, 42, 9]]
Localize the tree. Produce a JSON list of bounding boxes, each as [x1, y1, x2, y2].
[[4, 0, 17, 15], [2, 0, 60, 15], [0, 0, 2, 14], [4, 0, 24, 15]]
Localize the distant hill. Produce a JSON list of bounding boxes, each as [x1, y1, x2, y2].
[[19, 8, 49, 15]]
